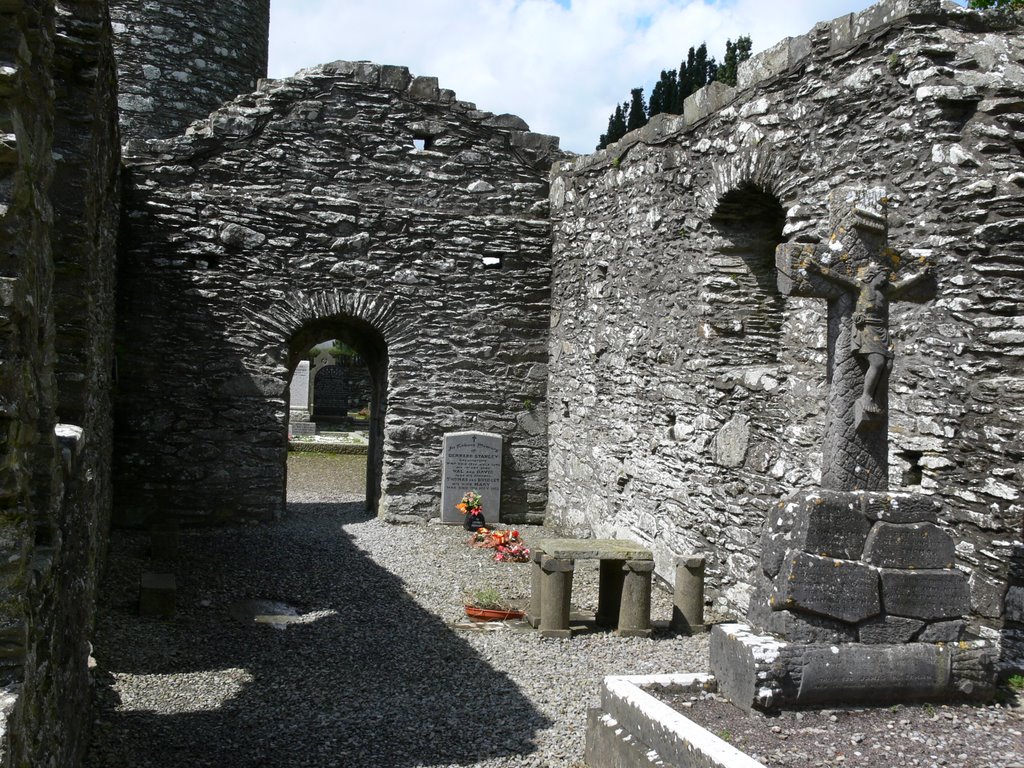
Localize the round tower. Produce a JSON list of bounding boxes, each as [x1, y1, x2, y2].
[[109, 0, 271, 143]]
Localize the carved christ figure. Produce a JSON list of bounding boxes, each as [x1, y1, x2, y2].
[[803, 258, 932, 417]]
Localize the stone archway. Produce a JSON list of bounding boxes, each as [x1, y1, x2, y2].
[[287, 314, 388, 514]]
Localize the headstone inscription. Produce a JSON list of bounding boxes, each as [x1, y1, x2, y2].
[[440, 431, 502, 524], [289, 360, 310, 411]]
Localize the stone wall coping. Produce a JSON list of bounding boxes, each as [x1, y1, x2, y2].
[[551, 0, 1019, 181]]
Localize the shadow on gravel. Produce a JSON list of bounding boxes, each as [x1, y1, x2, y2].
[[86, 501, 551, 768]]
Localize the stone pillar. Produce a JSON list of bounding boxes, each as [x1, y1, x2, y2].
[[618, 560, 654, 638], [540, 556, 574, 639], [527, 548, 544, 629], [671, 555, 706, 635], [596, 559, 626, 627]]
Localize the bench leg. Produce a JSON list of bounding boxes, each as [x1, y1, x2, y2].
[[618, 560, 654, 638], [596, 559, 625, 627], [540, 556, 574, 638], [527, 550, 544, 628]]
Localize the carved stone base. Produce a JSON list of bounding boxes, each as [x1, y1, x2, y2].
[[710, 623, 997, 712]]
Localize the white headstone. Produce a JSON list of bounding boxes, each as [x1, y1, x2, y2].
[[441, 431, 502, 524], [289, 361, 310, 410]]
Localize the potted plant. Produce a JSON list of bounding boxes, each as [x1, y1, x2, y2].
[[463, 586, 525, 621]]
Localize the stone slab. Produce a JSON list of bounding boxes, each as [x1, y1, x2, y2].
[[537, 538, 653, 561], [773, 552, 880, 624], [289, 421, 316, 436], [863, 521, 955, 569], [880, 568, 970, 620], [440, 431, 502, 524], [918, 619, 966, 643], [289, 360, 310, 410], [797, 643, 951, 705]]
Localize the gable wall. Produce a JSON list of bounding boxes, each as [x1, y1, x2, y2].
[[115, 63, 561, 525]]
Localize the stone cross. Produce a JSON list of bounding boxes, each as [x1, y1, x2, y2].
[[776, 188, 935, 491]]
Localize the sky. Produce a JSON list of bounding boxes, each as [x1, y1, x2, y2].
[[267, 1, 962, 154]]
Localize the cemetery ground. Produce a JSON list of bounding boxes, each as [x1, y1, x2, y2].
[[84, 454, 1023, 767]]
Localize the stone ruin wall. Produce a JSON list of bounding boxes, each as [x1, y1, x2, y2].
[[0, 0, 120, 765], [547, 0, 1024, 668], [109, 0, 271, 143], [115, 62, 562, 526]]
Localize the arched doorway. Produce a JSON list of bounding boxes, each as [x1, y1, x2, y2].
[[286, 316, 388, 514]]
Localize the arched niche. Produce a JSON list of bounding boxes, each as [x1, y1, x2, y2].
[[707, 184, 787, 362]]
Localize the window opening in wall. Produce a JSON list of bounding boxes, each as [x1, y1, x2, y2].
[[482, 255, 502, 269], [900, 449, 924, 487], [412, 134, 434, 151]]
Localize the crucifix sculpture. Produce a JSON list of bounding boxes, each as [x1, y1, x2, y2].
[[776, 188, 935, 491]]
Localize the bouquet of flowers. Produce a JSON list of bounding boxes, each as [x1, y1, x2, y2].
[[457, 491, 486, 531]]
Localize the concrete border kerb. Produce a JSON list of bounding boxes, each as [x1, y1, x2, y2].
[[586, 673, 768, 768]]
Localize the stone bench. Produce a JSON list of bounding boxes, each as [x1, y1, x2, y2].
[[528, 539, 654, 638]]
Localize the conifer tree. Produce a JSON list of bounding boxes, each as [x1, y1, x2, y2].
[[968, 0, 1023, 7], [718, 35, 753, 87], [648, 69, 678, 118], [626, 88, 648, 132]]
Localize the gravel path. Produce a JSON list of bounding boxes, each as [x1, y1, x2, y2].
[[85, 454, 707, 767]]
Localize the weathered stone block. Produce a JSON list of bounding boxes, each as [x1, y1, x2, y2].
[[737, 35, 811, 91], [760, 499, 800, 578], [1005, 585, 1024, 624], [862, 492, 940, 524], [863, 521, 955, 569], [918, 619, 965, 643], [709, 624, 787, 711], [880, 568, 969, 620], [797, 643, 951, 705], [140, 572, 176, 618], [408, 76, 439, 101], [380, 65, 411, 92], [682, 82, 736, 125], [828, 12, 856, 51], [858, 615, 924, 644], [773, 552, 880, 624], [794, 491, 871, 560]]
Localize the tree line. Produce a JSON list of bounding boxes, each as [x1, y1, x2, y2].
[[597, 36, 752, 150]]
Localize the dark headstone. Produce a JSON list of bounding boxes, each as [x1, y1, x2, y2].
[[880, 568, 970, 620], [139, 572, 176, 618], [863, 521, 955, 569]]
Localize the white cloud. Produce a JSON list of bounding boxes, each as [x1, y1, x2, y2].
[[269, 0, 895, 153]]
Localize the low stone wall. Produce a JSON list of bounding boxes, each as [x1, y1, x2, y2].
[[547, 0, 1024, 663]]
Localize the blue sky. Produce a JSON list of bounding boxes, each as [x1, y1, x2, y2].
[[267, 1, 961, 153]]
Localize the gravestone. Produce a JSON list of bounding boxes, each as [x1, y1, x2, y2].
[[313, 364, 350, 421], [289, 360, 310, 411], [440, 431, 502, 524], [710, 187, 996, 711]]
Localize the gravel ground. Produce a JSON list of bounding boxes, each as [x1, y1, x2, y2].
[[85, 454, 707, 767], [662, 689, 1024, 768], [85, 454, 1024, 768]]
